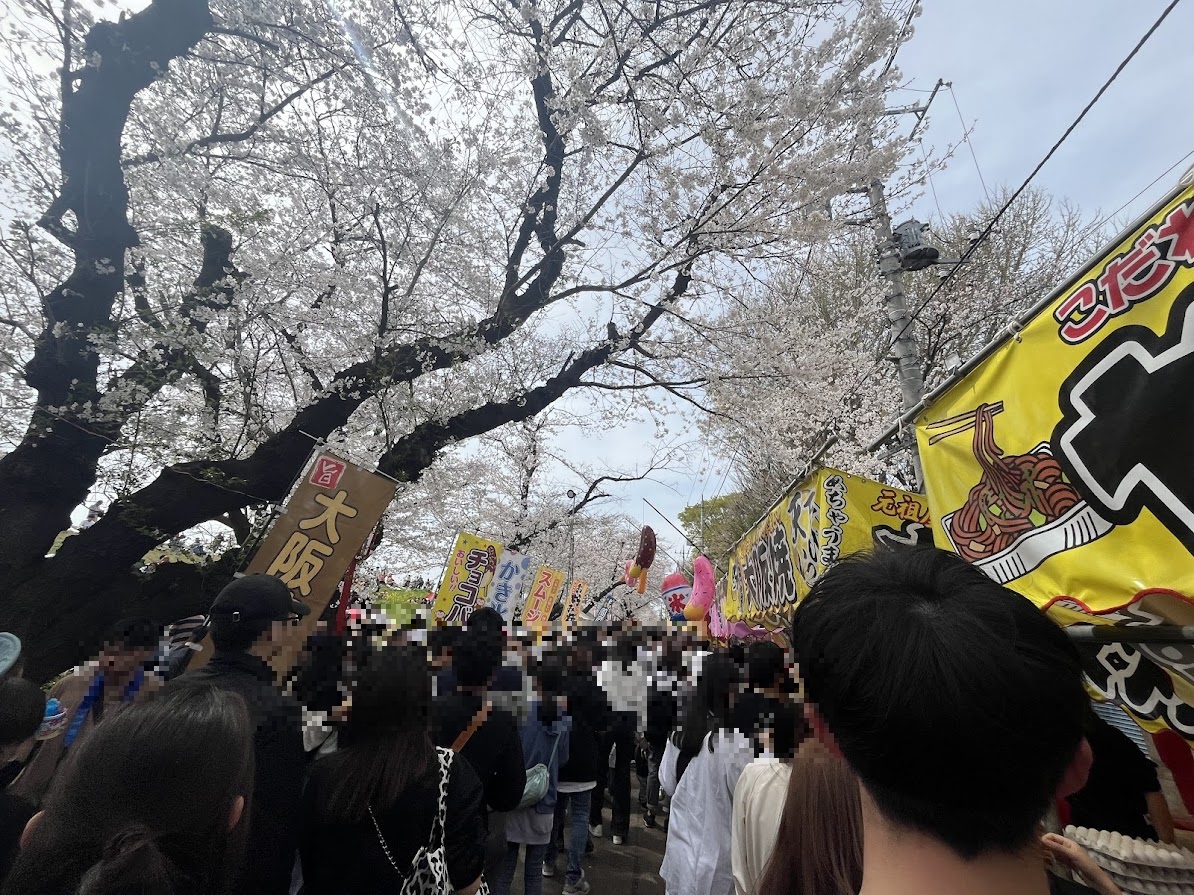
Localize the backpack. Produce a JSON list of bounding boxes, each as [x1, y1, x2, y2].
[[367, 747, 487, 895]]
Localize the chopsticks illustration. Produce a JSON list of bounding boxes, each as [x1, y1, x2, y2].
[[924, 402, 1005, 446]]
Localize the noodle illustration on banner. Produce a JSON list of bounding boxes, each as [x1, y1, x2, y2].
[[926, 401, 1109, 584]]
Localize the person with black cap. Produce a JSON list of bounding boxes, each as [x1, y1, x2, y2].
[[169, 573, 310, 895]]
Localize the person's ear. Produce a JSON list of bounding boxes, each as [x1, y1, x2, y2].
[[1056, 737, 1093, 798], [20, 810, 43, 849], [228, 795, 246, 831], [805, 704, 844, 759]]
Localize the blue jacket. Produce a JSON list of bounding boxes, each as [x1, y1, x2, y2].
[[520, 704, 571, 814]]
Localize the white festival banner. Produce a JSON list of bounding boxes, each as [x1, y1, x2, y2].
[[488, 549, 534, 623]]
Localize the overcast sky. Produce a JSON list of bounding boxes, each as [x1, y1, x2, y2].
[[553, 0, 1194, 570]]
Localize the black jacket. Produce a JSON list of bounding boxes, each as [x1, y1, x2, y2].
[[432, 691, 526, 815], [301, 750, 486, 894], [172, 650, 305, 895], [559, 673, 612, 784], [646, 678, 678, 754], [0, 761, 35, 887]]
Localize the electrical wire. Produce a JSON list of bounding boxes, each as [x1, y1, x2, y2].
[[918, 137, 946, 223], [840, 0, 1185, 454], [948, 84, 992, 206], [879, 2, 920, 80], [1082, 146, 1194, 240]]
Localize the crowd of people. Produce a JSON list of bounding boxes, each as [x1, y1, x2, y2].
[[0, 545, 1178, 895]]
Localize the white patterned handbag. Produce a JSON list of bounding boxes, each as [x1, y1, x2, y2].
[[367, 747, 489, 895]]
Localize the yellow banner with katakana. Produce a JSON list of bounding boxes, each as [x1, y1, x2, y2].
[[523, 566, 566, 632], [721, 468, 932, 624], [432, 532, 502, 625]]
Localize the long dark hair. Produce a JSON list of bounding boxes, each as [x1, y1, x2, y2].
[[4, 684, 254, 895], [292, 629, 347, 714], [672, 651, 740, 783], [758, 743, 862, 895], [534, 657, 566, 726], [314, 644, 435, 823]]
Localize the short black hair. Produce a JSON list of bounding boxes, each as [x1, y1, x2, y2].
[[210, 615, 271, 653], [792, 546, 1086, 858], [103, 617, 160, 653], [466, 607, 505, 636], [745, 640, 786, 691], [429, 626, 463, 657], [453, 626, 503, 688], [727, 638, 748, 666], [0, 677, 46, 746]]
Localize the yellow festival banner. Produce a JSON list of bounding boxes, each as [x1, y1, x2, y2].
[[914, 182, 1194, 826], [722, 467, 931, 623], [916, 181, 1194, 611], [562, 580, 589, 628], [432, 532, 502, 625], [522, 566, 566, 632]]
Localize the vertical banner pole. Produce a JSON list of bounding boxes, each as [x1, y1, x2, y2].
[[335, 557, 358, 634]]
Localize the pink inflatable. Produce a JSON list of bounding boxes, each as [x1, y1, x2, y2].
[[683, 555, 715, 622]]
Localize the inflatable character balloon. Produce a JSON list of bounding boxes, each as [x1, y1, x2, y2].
[[684, 555, 715, 622], [661, 571, 692, 623]]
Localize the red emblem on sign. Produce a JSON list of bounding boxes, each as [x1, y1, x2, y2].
[[310, 457, 346, 489]]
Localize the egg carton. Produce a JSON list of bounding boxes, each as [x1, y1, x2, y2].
[[1065, 827, 1194, 874], [1100, 869, 1194, 895], [1090, 851, 1194, 883]]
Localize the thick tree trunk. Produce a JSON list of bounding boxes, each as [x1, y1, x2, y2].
[[0, 0, 214, 573], [11, 553, 240, 685]]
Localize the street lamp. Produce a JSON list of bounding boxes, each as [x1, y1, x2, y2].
[[565, 489, 577, 587]]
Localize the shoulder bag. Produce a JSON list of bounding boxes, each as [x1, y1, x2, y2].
[[517, 728, 562, 809], [368, 747, 489, 895]]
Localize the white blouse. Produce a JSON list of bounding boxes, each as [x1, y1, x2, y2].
[[659, 730, 755, 895], [731, 760, 792, 895]]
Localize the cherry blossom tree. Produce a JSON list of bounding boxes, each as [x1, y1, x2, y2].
[[696, 186, 1110, 515], [0, 0, 912, 678], [361, 414, 680, 618]]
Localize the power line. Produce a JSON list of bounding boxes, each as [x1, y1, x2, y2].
[[918, 137, 946, 223], [948, 84, 992, 206], [844, 0, 1185, 454], [1083, 146, 1194, 239], [879, 2, 920, 80]]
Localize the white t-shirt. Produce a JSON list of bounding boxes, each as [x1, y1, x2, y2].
[[731, 760, 791, 895], [659, 729, 755, 895], [598, 659, 648, 730], [557, 780, 597, 793]]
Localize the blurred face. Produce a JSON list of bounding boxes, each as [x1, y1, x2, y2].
[[253, 618, 296, 660], [100, 646, 151, 679]]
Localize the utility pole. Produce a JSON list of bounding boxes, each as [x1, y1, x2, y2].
[[863, 79, 947, 491], [867, 176, 926, 489], [565, 488, 576, 589]]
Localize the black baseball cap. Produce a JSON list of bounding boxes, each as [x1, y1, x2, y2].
[[209, 574, 311, 623]]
